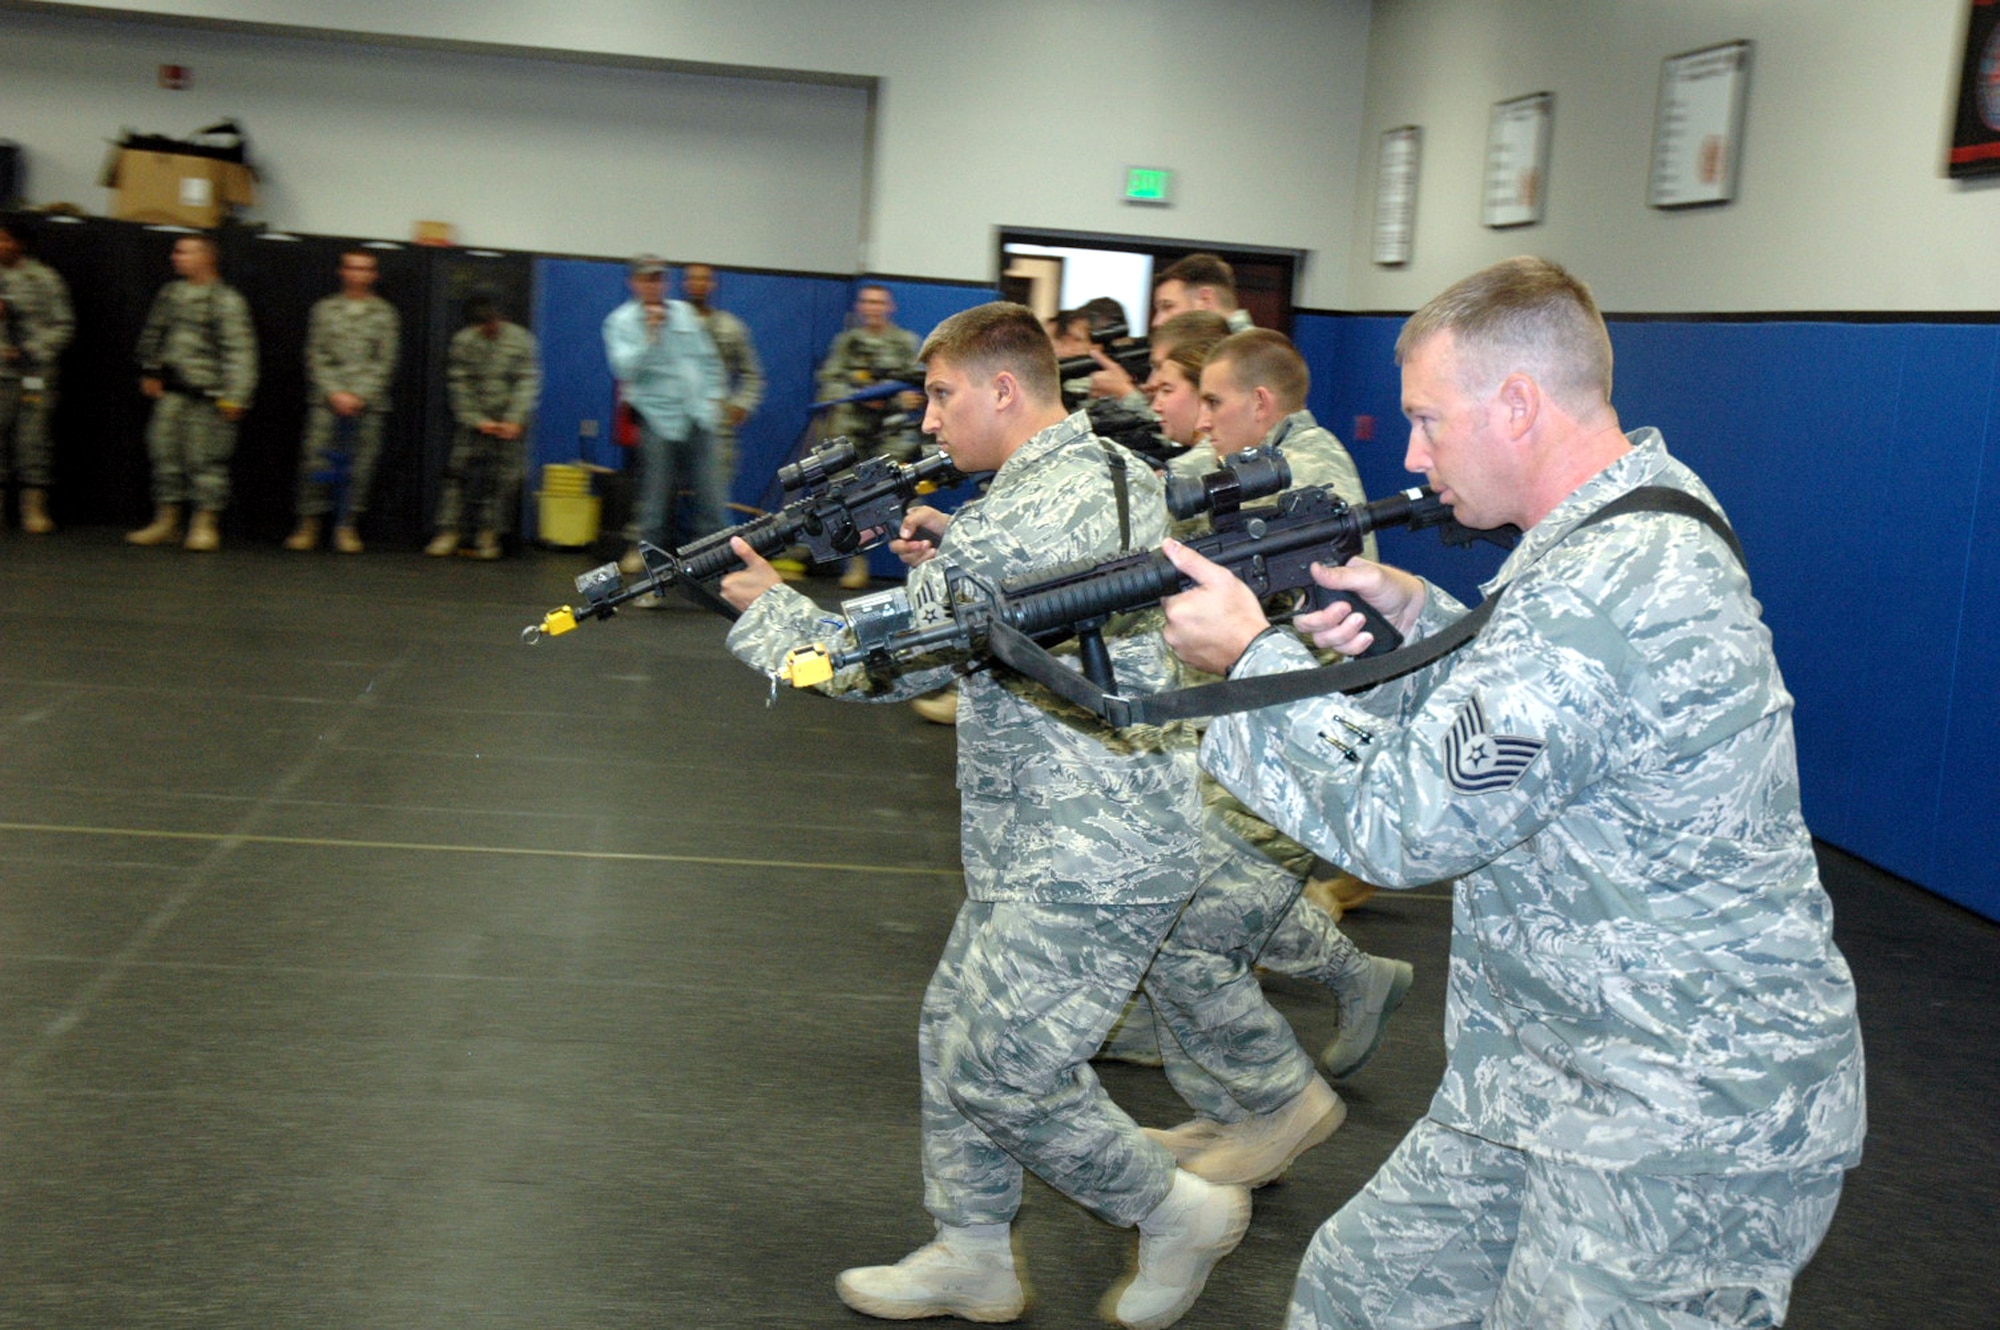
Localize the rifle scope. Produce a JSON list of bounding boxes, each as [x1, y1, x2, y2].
[[776, 439, 858, 496], [1162, 448, 1290, 521]]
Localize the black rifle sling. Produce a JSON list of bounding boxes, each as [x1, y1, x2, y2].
[[1102, 441, 1132, 552], [984, 485, 1744, 728]]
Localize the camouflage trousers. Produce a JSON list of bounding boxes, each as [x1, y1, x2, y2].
[[145, 393, 239, 510], [920, 898, 1183, 1230], [433, 425, 524, 536], [294, 405, 388, 520], [0, 374, 57, 487], [1288, 1117, 1847, 1330], [1215, 781, 1367, 985], [1141, 783, 1369, 1122]]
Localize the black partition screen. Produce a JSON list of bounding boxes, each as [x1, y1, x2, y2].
[[9, 215, 526, 549]]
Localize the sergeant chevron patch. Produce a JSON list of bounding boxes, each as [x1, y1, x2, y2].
[[1444, 695, 1545, 794]]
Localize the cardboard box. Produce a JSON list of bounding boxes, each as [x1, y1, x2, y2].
[[101, 124, 256, 227], [103, 147, 256, 227]]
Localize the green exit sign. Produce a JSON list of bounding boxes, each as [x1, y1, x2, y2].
[[1123, 166, 1174, 205]]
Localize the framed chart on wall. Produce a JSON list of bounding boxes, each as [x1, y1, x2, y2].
[[1373, 125, 1421, 266], [1482, 92, 1552, 228], [1948, 0, 2000, 177], [1649, 41, 1753, 208]]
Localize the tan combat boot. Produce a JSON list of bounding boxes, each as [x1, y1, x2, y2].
[[184, 510, 221, 552], [424, 530, 460, 557], [283, 516, 320, 551], [20, 488, 54, 535], [469, 529, 502, 560], [332, 524, 364, 554], [126, 504, 182, 546]]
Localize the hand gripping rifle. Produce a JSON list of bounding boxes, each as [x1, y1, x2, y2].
[[522, 440, 964, 642], [779, 473, 1513, 726]]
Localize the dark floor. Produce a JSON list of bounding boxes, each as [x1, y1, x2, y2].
[[1, 526, 1995, 1329]]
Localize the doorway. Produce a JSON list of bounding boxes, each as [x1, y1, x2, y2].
[[996, 227, 1303, 337]]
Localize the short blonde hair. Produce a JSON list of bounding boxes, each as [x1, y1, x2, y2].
[[1396, 256, 1613, 410], [920, 302, 1060, 404], [1208, 329, 1309, 413]]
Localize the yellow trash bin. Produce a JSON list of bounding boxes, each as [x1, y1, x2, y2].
[[537, 464, 602, 547]]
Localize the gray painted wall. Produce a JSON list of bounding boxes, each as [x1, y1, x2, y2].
[[0, 6, 872, 271], [4, 0, 1376, 301], [9, 1, 1991, 309], [1345, 0, 2000, 312]]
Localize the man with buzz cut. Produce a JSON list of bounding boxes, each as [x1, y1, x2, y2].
[[284, 248, 400, 554], [1151, 253, 1252, 335], [678, 262, 764, 507], [1160, 256, 1863, 1329], [721, 301, 1249, 1330], [817, 281, 924, 588], [130, 234, 257, 552]]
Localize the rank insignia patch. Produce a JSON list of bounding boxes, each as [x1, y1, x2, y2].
[[1444, 695, 1545, 794]]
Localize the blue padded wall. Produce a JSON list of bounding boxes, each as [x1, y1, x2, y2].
[[529, 257, 626, 480], [1293, 310, 2000, 922]]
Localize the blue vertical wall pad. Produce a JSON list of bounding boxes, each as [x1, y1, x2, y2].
[[1298, 311, 2000, 922]]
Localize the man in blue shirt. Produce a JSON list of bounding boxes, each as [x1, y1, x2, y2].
[[603, 255, 725, 573]]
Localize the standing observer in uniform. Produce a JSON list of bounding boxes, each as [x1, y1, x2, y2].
[[130, 234, 257, 552], [816, 282, 923, 588], [284, 248, 399, 555], [721, 303, 1249, 1330], [426, 294, 539, 560], [1160, 257, 1865, 1330], [604, 255, 724, 575], [0, 219, 73, 534], [680, 262, 763, 505]]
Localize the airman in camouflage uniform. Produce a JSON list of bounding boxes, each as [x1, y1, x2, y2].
[[816, 283, 921, 462], [723, 303, 1249, 1329], [285, 249, 400, 554], [1161, 259, 1865, 1329], [1141, 338, 1412, 1189], [681, 263, 764, 488], [426, 297, 539, 560], [0, 220, 73, 533], [130, 235, 257, 552]]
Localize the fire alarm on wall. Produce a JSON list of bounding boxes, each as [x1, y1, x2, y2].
[[158, 65, 191, 90]]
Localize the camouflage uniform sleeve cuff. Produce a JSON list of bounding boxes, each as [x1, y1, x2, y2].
[[1229, 627, 1318, 679]]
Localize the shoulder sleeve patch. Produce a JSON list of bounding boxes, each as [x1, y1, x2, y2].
[[1444, 694, 1546, 794]]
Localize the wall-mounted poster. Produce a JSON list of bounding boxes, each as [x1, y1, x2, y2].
[[1948, 0, 2000, 177], [1649, 41, 1753, 208], [1483, 92, 1552, 228], [1373, 126, 1421, 266]]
